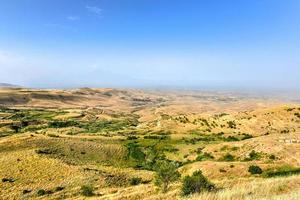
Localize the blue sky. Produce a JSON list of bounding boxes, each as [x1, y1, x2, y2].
[[0, 0, 300, 89]]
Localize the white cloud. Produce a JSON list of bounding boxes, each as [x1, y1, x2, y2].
[[67, 16, 80, 21], [86, 6, 102, 15]]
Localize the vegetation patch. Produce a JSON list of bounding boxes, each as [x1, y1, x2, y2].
[[2, 177, 15, 183], [263, 166, 300, 178], [244, 150, 262, 161], [295, 113, 300, 119], [35, 148, 57, 155], [248, 165, 263, 175], [219, 153, 235, 161], [81, 185, 95, 197], [129, 177, 142, 186], [181, 170, 215, 196], [196, 152, 214, 161], [37, 189, 53, 196]]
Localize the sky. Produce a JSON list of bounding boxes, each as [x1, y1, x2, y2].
[[0, 0, 300, 89]]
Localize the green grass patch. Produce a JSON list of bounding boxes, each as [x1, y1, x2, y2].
[[263, 166, 300, 178]]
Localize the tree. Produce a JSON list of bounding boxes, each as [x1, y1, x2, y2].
[[154, 160, 181, 193], [181, 170, 215, 196]]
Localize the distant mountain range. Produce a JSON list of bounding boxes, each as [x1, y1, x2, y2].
[[0, 83, 21, 88]]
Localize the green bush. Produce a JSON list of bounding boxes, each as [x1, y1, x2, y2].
[[126, 143, 145, 161], [241, 133, 253, 140], [130, 177, 142, 185], [244, 150, 261, 161], [181, 170, 215, 196], [35, 148, 56, 155], [227, 121, 237, 129], [22, 189, 31, 194], [37, 189, 52, 196], [225, 136, 239, 142], [142, 147, 166, 170], [37, 189, 46, 196], [220, 153, 235, 161], [248, 165, 263, 175], [81, 185, 94, 197], [154, 160, 181, 193], [54, 186, 65, 192], [196, 152, 214, 161]]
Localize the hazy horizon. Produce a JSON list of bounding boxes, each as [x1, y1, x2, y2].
[[1, 0, 300, 90]]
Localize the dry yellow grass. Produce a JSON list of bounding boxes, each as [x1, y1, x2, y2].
[[0, 149, 84, 199], [185, 176, 300, 200]]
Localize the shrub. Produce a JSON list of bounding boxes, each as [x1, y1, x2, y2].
[[37, 189, 46, 196], [241, 133, 253, 140], [127, 135, 138, 140], [154, 160, 181, 193], [47, 134, 59, 138], [130, 177, 142, 185], [140, 146, 166, 170], [126, 143, 145, 161], [196, 152, 214, 161], [286, 108, 295, 112], [269, 154, 276, 160], [181, 170, 215, 196], [2, 178, 15, 183], [22, 189, 31, 194], [244, 150, 261, 161], [11, 124, 24, 133], [220, 153, 235, 161], [230, 146, 239, 151], [225, 136, 239, 142], [248, 165, 263, 175], [227, 121, 237, 129], [35, 148, 55, 155], [81, 185, 94, 197], [162, 146, 179, 153], [54, 186, 65, 192]]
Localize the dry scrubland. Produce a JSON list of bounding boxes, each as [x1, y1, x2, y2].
[[0, 87, 300, 199]]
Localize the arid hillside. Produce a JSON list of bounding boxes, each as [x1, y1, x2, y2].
[[0, 88, 300, 200]]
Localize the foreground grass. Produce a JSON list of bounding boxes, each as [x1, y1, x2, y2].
[[185, 176, 300, 200]]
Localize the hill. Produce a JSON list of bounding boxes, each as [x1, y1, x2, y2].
[[0, 83, 21, 88], [0, 88, 300, 199]]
